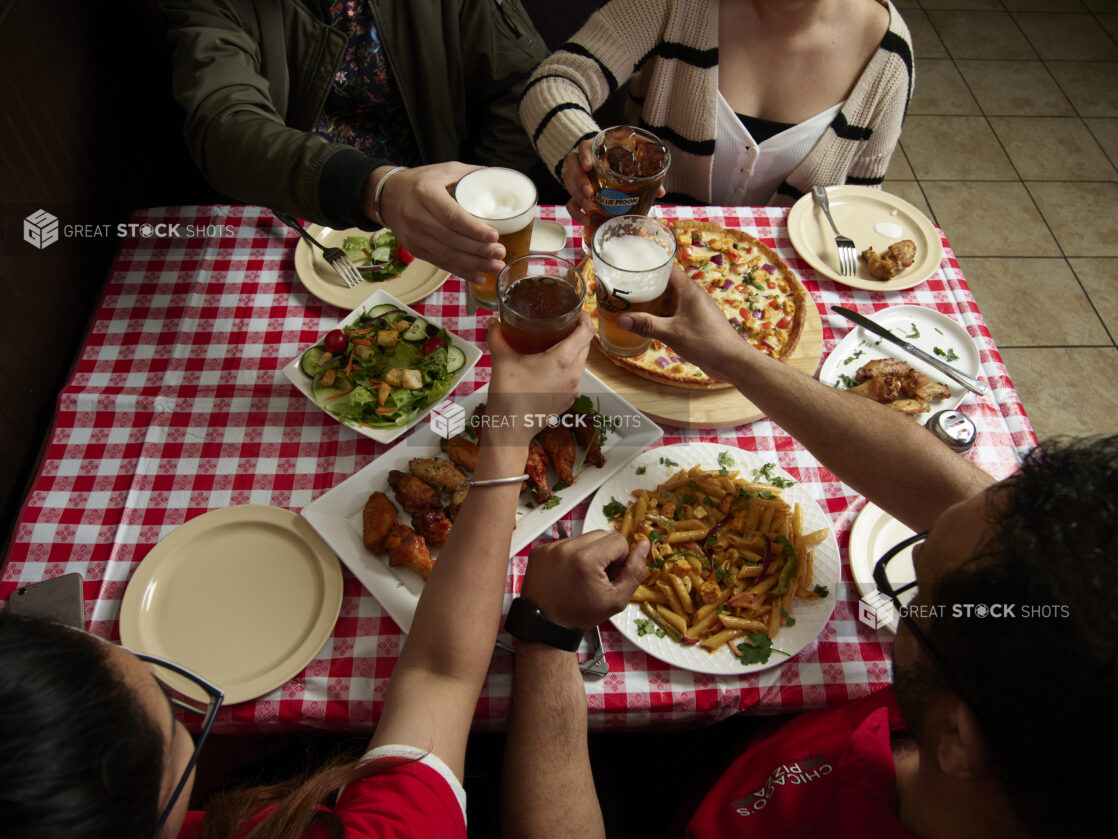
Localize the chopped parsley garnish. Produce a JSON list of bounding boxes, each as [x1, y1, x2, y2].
[[552, 479, 568, 492], [635, 465, 647, 475], [717, 451, 735, 476], [842, 349, 865, 366], [524, 501, 535, 509], [659, 456, 679, 468], [602, 497, 626, 520], [903, 322, 920, 339], [836, 373, 857, 389], [635, 618, 665, 638], [933, 346, 960, 362], [735, 632, 788, 666], [715, 566, 732, 582], [753, 462, 795, 488], [703, 495, 715, 506], [540, 495, 561, 511], [780, 608, 796, 627], [813, 584, 830, 598], [934, 327, 944, 335], [681, 493, 696, 505], [758, 491, 776, 500], [649, 528, 663, 546]]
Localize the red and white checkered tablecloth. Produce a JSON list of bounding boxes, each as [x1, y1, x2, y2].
[[1, 205, 1036, 733]]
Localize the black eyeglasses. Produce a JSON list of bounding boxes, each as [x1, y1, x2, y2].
[[872, 531, 975, 709], [132, 653, 224, 839]]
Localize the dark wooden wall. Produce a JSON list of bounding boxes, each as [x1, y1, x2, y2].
[[0, 0, 613, 552]]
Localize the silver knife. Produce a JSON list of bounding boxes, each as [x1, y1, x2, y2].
[[831, 306, 988, 395], [555, 522, 609, 678]]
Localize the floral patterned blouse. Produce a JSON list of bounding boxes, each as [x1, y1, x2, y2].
[[313, 1, 418, 165]]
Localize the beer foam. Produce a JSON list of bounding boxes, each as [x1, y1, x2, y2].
[[596, 235, 671, 302], [455, 168, 536, 234]]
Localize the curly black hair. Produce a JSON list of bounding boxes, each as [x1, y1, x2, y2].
[[924, 435, 1118, 838], [0, 613, 165, 839]]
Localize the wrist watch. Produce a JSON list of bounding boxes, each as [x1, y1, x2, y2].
[[505, 596, 583, 652]]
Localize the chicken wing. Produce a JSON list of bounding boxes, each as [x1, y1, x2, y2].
[[537, 424, 576, 487], [388, 469, 440, 513], [440, 434, 479, 473], [860, 247, 900, 281], [362, 491, 399, 554], [525, 438, 551, 502], [888, 239, 917, 268], [411, 507, 453, 548], [408, 458, 466, 492], [447, 485, 469, 522], [384, 524, 434, 580], [565, 407, 605, 468]]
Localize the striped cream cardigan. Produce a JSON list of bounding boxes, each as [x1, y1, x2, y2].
[[519, 0, 914, 206]]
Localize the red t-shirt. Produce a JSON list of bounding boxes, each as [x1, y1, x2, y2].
[[179, 746, 466, 839], [686, 686, 918, 838]]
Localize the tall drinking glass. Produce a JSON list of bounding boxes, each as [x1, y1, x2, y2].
[[584, 126, 670, 251], [454, 167, 537, 309], [497, 254, 586, 354], [591, 215, 676, 357]]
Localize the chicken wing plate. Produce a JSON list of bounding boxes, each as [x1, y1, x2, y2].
[[362, 491, 399, 553], [388, 469, 440, 513], [384, 524, 434, 580], [408, 458, 466, 492]]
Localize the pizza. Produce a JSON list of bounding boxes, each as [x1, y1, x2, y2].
[[582, 220, 810, 389]]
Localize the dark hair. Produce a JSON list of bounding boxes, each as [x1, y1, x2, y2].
[[926, 435, 1118, 837], [0, 612, 165, 839]]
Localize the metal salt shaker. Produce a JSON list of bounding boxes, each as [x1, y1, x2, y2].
[[926, 410, 976, 453]]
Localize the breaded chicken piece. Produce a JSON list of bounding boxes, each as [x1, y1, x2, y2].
[[408, 457, 466, 492], [362, 491, 399, 554], [525, 438, 551, 502], [384, 524, 434, 580], [388, 469, 440, 513], [411, 507, 453, 548], [888, 239, 917, 268], [537, 425, 577, 486], [447, 485, 469, 522], [440, 435, 479, 472], [860, 247, 900, 280]]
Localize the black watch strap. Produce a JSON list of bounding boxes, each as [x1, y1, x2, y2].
[[505, 597, 583, 652]]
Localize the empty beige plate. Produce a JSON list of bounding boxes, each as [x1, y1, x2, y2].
[[293, 224, 452, 309], [119, 505, 343, 704], [787, 186, 945, 291]]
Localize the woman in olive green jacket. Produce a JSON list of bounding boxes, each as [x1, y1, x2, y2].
[[161, 0, 547, 282]]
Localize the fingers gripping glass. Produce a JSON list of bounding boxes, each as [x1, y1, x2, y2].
[[872, 531, 970, 704], [135, 654, 224, 839]]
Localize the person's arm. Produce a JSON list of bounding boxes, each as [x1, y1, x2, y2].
[[368, 315, 595, 780], [617, 268, 994, 532], [502, 532, 649, 839]]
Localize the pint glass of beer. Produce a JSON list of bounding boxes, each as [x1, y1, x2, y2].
[[497, 254, 586, 354], [591, 215, 676, 357], [584, 126, 670, 250], [454, 167, 537, 309]]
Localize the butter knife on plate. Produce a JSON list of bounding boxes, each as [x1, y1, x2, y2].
[[830, 306, 988, 395]]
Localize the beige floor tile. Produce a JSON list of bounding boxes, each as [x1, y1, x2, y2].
[[909, 59, 980, 115], [1084, 118, 1118, 167], [922, 181, 1060, 257], [956, 60, 1074, 116], [1014, 13, 1118, 60], [1004, 0, 1086, 10], [956, 257, 1109, 346], [882, 181, 934, 220], [927, 11, 1038, 60], [1000, 347, 1118, 439], [1047, 62, 1118, 118], [989, 117, 1117, 180], [1028, 181, 1118, 256], [901, 117, 1016, 180], [1070, 258, 1118, 336], [885, 148, 915, 181], [903, 9, 948, 59]]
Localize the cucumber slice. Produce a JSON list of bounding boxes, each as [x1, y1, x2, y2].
[[299, 346, 329, 378], [372, 229, 395, 248], [367, 303, 399, 318], [370, 245, 392, 264], [402, 317, 429, 341], [445, 345, 466, 373], [312, 374, 353, 405]]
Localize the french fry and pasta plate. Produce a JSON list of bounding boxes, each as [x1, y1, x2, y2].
[[582, 443, 839, 675]]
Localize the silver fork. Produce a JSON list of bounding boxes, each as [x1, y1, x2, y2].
[[272, 210, 364, 288], [812, 186, 858, 277], [554, 522, 609, 678]]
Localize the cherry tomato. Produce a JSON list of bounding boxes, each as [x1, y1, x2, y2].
[[323, 329, 347, 354], [420, 336, 445, 355], [396, 245, 415, 264]]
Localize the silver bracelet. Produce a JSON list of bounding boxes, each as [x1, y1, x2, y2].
[[460, 473, 529, 488], [372, 166, 408, 226]]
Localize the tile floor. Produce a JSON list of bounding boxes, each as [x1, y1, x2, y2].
[[886, 0, 1118, 441]]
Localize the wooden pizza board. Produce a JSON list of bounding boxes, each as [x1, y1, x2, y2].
[[586, 301, 824, 429]]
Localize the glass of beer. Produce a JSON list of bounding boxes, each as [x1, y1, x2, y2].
[[584, 126, 670, 251], [591, 215, 676, 357], [496, 254, 586, 354], [454, 167, 537, 310]]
